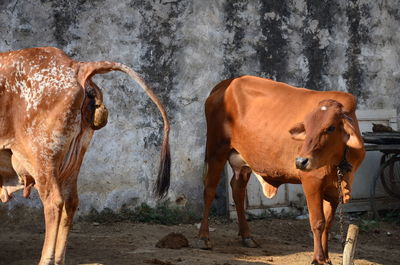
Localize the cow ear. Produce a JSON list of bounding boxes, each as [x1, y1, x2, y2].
[[289, 122, 306, 141], [343, 118, 363, 149]]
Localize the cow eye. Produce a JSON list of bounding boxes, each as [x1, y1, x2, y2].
[[326, 126, 335, 134]]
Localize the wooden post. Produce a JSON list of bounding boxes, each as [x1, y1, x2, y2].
[[343, 224, 359, 265]]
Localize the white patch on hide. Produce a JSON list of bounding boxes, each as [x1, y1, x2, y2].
[[8, 58, 77, 112]]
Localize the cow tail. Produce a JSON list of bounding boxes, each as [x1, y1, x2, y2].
[[78, 61, 171, 199]]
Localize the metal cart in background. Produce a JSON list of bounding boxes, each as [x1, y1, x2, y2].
[[363, 132, 400, 217]]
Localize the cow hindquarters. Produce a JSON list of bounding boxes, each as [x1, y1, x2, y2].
[[230, 169, 258, 248], [302, 177, 327, 265], [198, 156, 228, 249], [36, 178, 64, 265], [54, 181, 79, 265]]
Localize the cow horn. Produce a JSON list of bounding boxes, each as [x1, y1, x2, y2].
[[77, 61, 171, 199], [343, 113, 353, 123]]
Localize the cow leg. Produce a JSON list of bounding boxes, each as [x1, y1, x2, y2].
[[198, 157, 227, 249], [230, 168, 257, 247], [322, 199, 337, 264], [54, 183, 79, 265], [303, 180, 326, 265], [37, 178, 64, 265]]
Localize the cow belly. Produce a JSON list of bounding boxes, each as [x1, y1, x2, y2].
[[228, 149, 281, 199]]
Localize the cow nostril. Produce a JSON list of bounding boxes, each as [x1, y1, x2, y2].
[[295, 157, 309, 169]]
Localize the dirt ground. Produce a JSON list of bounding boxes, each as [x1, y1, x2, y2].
[[1, 216, 399, 265]]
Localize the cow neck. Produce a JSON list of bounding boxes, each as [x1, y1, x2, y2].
[[337, 146, 352, 175]]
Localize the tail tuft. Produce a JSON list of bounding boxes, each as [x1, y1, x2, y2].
[[154, 139, 171, 199]]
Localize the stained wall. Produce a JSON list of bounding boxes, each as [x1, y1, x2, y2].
[[0, 0, 399, 214]]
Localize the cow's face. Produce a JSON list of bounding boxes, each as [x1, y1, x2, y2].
[[289, 99, 362, 171]]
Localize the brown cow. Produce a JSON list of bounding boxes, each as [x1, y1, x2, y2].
[[198, 76, 365, 265], [0, 47, 170, 265]]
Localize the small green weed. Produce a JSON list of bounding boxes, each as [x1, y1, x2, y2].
[[359, 219, 379, 233], [81, 201, 200, 225], [247, 208, 298, 221]]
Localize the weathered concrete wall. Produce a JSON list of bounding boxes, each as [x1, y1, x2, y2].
[[1, 0, 399, 215]]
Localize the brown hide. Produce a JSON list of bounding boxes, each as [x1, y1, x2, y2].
[[207, 76, 364, 198], [199, 76, 365, 265], [0, 47, 170, 265]]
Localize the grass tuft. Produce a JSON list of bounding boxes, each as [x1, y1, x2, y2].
[[80, 201, 200, 225]]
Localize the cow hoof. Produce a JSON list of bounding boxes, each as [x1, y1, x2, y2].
[[311, 260, 330, 265], [197, 238, 212, 250], [242, 237, 259, 248]]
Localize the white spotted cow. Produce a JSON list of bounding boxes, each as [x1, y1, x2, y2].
[[0, 47, 170, 265]]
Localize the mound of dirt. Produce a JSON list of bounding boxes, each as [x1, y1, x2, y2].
[[144, 258, 177, 265], [155, 232, 189, 249]]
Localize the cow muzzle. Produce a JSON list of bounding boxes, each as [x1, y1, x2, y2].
[[295, 157, 310, 170]]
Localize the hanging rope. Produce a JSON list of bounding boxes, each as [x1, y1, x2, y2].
[[336, 146, 352, 249]]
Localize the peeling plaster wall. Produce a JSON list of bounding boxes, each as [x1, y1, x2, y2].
[[0, 0, 399, 215]]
